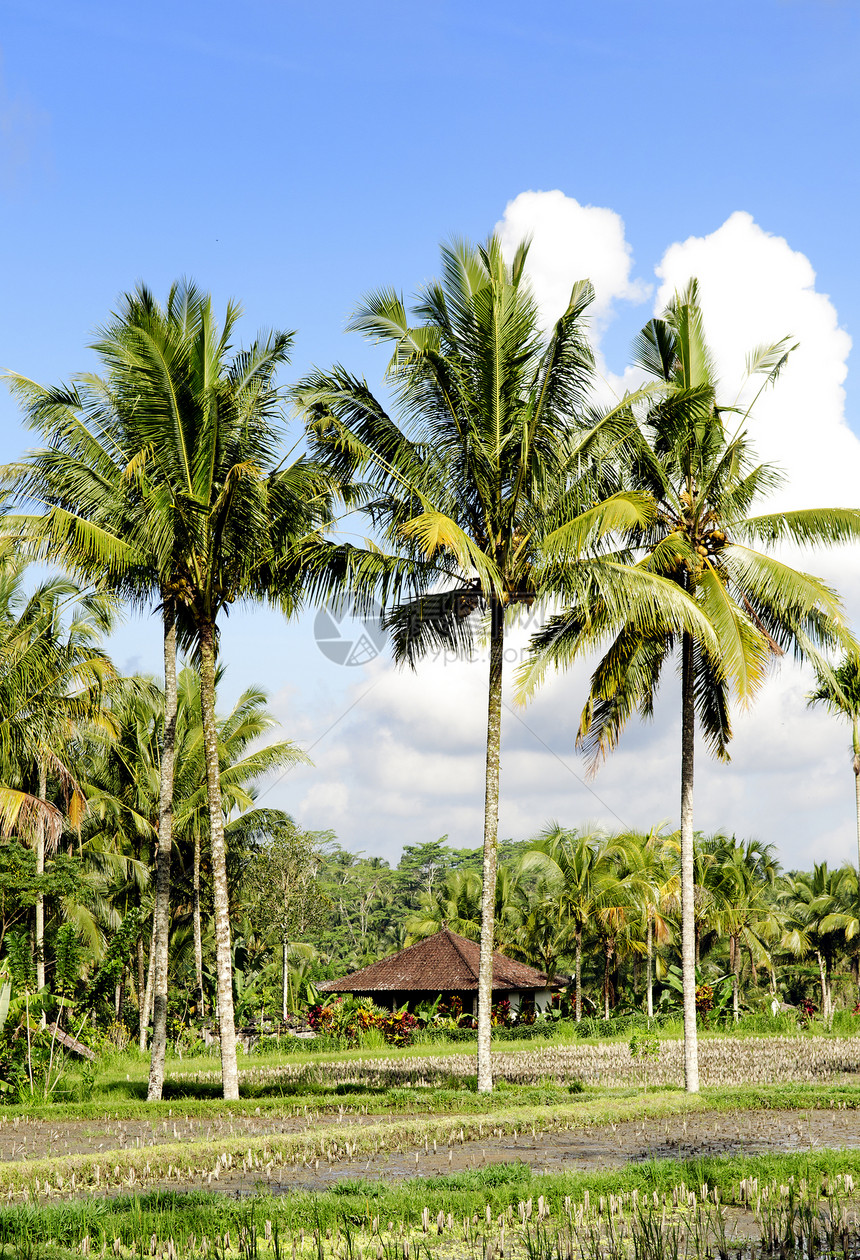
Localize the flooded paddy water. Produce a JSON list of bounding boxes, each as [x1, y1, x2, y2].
[[2, 1107, 859, 1197], [145, 1107, 860, 1196]]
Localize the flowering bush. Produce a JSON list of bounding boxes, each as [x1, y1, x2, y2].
[[798, 997, 817, 1027], [307, 996, 419, 1045], [491, 997, 511, 1026], [306, 995, 379, 1044], [375, 1008, 419, 1046], [695, 983, 714, 1018]]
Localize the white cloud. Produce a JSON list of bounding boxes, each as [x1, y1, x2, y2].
[[496, 190, 649, 332], [655, 210, 857, 511]]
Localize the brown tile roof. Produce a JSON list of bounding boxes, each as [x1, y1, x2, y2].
[[319, 927, 552, 994]]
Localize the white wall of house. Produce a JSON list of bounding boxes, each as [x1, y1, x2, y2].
[[534, 987, 552, 1014], [507, 989, 552, 1015]]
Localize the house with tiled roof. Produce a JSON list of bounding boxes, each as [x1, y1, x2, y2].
[[318, 926, 557, 1016]]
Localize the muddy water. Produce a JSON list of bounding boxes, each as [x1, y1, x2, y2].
[[0, 1112, 314, 1163], [220, 1108, 860, 1196], [3, 1107, 859, 1198]]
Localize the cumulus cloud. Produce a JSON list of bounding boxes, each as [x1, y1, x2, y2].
[[260, 196, 860, 874], [496, 190, 649, 332], [654, 211, 857, 511]]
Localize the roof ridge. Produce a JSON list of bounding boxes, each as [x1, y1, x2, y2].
[[442, 927, 480, 982], [318, 925, 551, 993]]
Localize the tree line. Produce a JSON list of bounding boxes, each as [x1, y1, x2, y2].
[[2, 234, 860, 1099], [305, 830, 860, 1030]]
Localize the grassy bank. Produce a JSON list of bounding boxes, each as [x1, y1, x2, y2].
[[2, 1082, 860, 1200], [1, 1153, 859, 1257], [8, 1078, 860, 1126]]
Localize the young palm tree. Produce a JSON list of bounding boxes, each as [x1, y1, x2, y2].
[[170, 668, 308, 1023], [0, 556, 114, 995], [78, 675, 161, 1041], [781, 863, 854, 1021], [520, 282, 860, 1090], [405, 864, 528, 958], [816, 864, 860, 998], [613, 827, 679, 1019], [520, 824, 615, 1021], [705, 836, 781, 1021], [297, 237, 708, 1091], [808, 655, 860, 877]]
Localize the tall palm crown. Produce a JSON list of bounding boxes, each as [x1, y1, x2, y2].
[[520, 281, 860, 1091], [297, 236, 703, 1090]]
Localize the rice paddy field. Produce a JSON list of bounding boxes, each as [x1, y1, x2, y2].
[[3, 1029, 860, 1259]]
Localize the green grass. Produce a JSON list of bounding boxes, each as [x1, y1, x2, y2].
[[69, 1021, 860, 1107], [13, 1072, 860, 1127], [86, 1011, 860, 1092], [1, 1151, 860, 1256]]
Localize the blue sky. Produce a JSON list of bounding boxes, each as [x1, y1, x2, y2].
[[2, 1, 860, 867]]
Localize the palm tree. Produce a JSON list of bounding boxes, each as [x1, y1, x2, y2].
[[520, 824, 612, 1021], [520, 282, 860, 1091], [620, 828, 679, 1019], [781, 863, 854, 1022], [590, 834, 657, 1019], [405, 864, 527, 958], [0, 554, 114, 997], [705, 836, 781, 1021], [7, 281, 333, 1099], [97, 284, 333, 1098], [297, 237, 707, 1091], [171, 668, 308, 1024], [6, 314, 193, 1095], [817, 864, 860, 999], [808, 655, 860, 877]]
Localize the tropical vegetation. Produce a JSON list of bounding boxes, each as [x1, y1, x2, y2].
[[0, 246, 859, 1116]]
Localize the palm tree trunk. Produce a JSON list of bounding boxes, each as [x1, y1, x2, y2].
[[853, 735, 860, 878], [282, 939, 290, 1023], [147, 601, 178, 1100], [603, 942, 611, 1020], [136, 934, 145, 1011], [198, 619, 240, 1101], [193, 831, 205, 1019], [816, 949, 828, 1021], [140, 911, 156, 1052], [646, 916, 654, 1019], [680, 631, 700, 1092], [477, 608, 504, 1093], [35, 763, 47, 996], [731, 934, 740, 1023], [575, 925, 582, 1022]]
